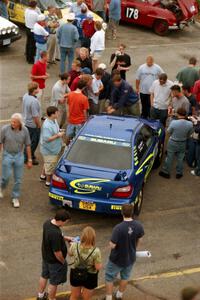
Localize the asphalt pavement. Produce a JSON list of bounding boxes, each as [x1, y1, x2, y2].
[[0, 22, 200, 300]]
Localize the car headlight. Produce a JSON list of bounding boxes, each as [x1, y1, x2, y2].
[[1, 28, 7, 35], [13, 27, 19, 34], [7, 27, 12, 34]]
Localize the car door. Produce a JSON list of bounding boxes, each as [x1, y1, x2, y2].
[[121, 0, 152, 26], [134, 125, 156, 181], [8, 0, 28, 24]]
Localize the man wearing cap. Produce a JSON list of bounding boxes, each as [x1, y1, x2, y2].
[[25, 0, 41, 64], [0, 114, 32, 208], [82, 14, 95, 49], [57, 13, 79, 73], [33, 14, 49, 63]]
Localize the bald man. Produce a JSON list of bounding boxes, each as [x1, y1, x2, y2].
[[136, 56, 164, 119]]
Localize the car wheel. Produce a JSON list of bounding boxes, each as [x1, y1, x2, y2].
[[153, 20, 169, 36], [133, 188, 143, 216], [153, 142, 164, 168]]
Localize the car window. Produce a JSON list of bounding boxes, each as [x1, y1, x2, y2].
[[65, 136, 132, 170], [135, 125, 154, 163]]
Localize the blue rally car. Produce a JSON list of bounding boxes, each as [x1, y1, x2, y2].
[[49, 115, 165, 215]]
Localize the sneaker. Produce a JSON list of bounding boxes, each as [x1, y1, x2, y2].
[[114, 292, 123, 300], [0, 188, 3, 199], [40, 175, 46, 181], [159, 171, 170, 179], [176, 174, 183, 179], [36, 292, 48, 300], [12, 198, 20, 208], [191, 170, 196, 176], [45, 182, 51, 187]]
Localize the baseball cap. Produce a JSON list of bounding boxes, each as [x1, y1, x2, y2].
[[98, 63, 107, 70], [37, 14, 46, 22], [67, 13, 75, 21], [87, 13, 93, 19], [80, 67, 91, 74]]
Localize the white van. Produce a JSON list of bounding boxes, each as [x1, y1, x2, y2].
[[0, 16, 21, 46]]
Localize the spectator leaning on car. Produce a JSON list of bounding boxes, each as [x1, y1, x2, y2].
[[110, 44, 131, 81], [25, 0, 41, 64], [107, 74, 139, 116], [57, 13, 79, 73], [105, 204, 144, 300], [36, 209, 72, 300], [176, 57, 199, 90], [107, 0, 121, 40], [150, 73, 173, 126], [136, 55, 164, 119], [159, 107, 193, 180], [66, 79, 89, 144], [33, 14, 49, 63], [0, 113, 32, 208], [51, 73, 71, 128], [69, 226, 102, 300], [40, 106, 64, 186], [22, 82, 41, 166]]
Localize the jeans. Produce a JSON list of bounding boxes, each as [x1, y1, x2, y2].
[[195, 143, 200, 176], [25, 127, 40, 161], [35, 43, 47, 63], [0, 1, 8, 19], [25, 28, 36, 63], [186, 138, 197, 167], [1, 151, 24, 198], [150, 107, 168, 126], [140, 93, 151, 119], [162, 139, 186, 175], [60, 47, 74, 73]]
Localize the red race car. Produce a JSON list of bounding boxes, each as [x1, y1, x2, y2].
[[119, 0, 199, 35]]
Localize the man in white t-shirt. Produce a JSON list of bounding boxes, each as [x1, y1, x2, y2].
[[51, 73, 71, 128], [25, 0, 41, 64], [150, 73, 173, 126], [136, 56, 164, 119], [88, 68, 104, 114]]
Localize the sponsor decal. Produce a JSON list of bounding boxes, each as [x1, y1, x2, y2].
[[70, 178, 111, 194]]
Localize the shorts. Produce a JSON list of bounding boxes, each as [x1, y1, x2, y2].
[[66, 123, 83, 138], [92, 50, 103, 60], [70, 268, 98, 290], [42, 260, 67, 286], [105, 260, 133, 282], [43, 155, 59, 175]]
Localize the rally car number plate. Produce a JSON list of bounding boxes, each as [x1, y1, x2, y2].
[[126, 7, 139, 19], [79, 201, 96, 211]]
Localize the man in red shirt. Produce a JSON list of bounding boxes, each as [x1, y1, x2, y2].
[[82, 14, 95, 49], [193, 76, 200, 110], [66, 79, 89, 144], [31, 51, 49, 116]]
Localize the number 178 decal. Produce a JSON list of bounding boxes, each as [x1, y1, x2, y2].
[[126, 7, 139, 19]]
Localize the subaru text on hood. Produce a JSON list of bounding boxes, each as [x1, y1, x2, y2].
[[49, 115, 165, 215]]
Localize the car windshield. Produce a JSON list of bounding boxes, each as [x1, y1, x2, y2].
[[38, 0, 69, 10], [65, 136, 132, 170]]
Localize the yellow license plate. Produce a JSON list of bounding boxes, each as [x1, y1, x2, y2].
[[79, 201, 96, 211]]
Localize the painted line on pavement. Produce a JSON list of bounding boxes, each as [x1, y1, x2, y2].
[[24, 266, 200, 300]]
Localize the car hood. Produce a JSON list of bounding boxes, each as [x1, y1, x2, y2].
[[177, 0, 198, 19], [0, 16, 18, 29]]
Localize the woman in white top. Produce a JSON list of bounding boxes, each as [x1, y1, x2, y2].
[[90, 21, 105, 72]]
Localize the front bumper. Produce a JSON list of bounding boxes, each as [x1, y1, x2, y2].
[[169, 18, 195, 30], [49, 188, 133, 214], [0, 33, 21, 47]]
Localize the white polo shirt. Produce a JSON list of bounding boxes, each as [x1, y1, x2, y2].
[[149, 79, 174, 110], [25, 7, 41, 29]]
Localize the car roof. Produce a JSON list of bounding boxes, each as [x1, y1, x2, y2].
[[80, 115, 142, 142]]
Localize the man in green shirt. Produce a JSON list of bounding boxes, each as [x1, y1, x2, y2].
[[176, 57, 199, 89]]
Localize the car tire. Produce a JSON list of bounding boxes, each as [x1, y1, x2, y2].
[[153, 20, 169, 36], [133, 188, 143, 216], [153, 142, 164, 168]]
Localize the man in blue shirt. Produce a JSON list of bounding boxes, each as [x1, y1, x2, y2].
[[107, 74, 139, 116], [107, 0, 121, 40], [57, 13, 79, 73], [159, 107, 193, 179], [40, 106, 64, 186], [105, 204, 144, 300]]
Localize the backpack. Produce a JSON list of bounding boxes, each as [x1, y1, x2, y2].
[[73, 243, 96, 281]]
